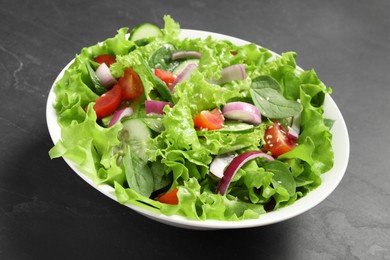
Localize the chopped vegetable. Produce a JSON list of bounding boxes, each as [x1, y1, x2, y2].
[[145, 100, 173, 115], [216, 151, 274, 195], [154, 68, 176, 87], [129, 23, 162, 42], [172, 59, 199, 75], [86, 61, 107, 95], [171, 50, 202, 60], [262, 121, 297, 157], [170, 63, 197, 91], [118, 68, 144, 100], [93, 84, 122, 119], [287, 113, 301, 141], [156, 187, 179, 205], [213, 64, 246, 85], [222, 102, 261, 125], [96, 63, 117, 88], [193, 108, 224, 130], [210, 153, 237, 179], [108, 107, 133, 127], [94, 54, 116, 67]]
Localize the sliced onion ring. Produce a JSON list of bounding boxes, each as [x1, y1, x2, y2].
[[222, 102, 261, 125], [108, 107, 133, 127], [213, 64, 246, 85], [210, 153, 237, 179], [95, 62, 117, 88], [170, 63, 198, 91], [216, 151, 274, 195], [171, 51, 202, 60], [145, 100, 173, 115], [288, 113, 301, 141]]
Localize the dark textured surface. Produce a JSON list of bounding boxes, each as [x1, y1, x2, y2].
[[1, 0, 389, 259]]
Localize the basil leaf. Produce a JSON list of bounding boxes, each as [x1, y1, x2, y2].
[[123, 145, 154, 197], [250, 75, 302, 119], [148, 43, 179, 71], [263, 160, 296, 196], [150, 161, 171, 191]]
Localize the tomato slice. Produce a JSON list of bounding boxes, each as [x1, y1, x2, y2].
[[193, 108, 224, 130], [118, 68, 144, 100], [154, 68, 176, 86], [262, 121, 296, 157], [156, 187, 179, 205], [94, 54, 116, 67], [93, 84, 122, 119]]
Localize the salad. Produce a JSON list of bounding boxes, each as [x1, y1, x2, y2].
[[49, 15, 334, 221]]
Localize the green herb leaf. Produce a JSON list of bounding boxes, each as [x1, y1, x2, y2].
[[123, 145, 154, 197], [250, 75, 302, 119], [148, 43, 179, 71], [86, 61, 107, 95], [263, 160, 296, 196], [150, 161, 171, 191]]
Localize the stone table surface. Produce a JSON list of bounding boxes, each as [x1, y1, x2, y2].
[[1, 0, 389, 259]]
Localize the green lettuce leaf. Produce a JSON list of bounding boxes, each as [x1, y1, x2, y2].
[[49, 104, 122, 183]]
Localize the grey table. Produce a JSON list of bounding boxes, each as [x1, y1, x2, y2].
[[1, 0, 389, 259]]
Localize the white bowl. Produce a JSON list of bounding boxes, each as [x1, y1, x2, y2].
[[46, 29, 350, 230]]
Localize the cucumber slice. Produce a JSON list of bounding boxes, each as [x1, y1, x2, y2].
[[197, 121, 255, 136], [173, 59, 200, 75], [121, 118, 152, 161], [219, 122, 255, 133], [86, 61, 107, 95], [129, 23, 162, 42], [152, 74, 173, 102], [134, 38, 151, 47], [142, 117, 164, 133]]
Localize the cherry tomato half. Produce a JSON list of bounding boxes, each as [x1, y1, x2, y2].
[[156, 187, 179, 205], [118, 68, 144, 100], [262, 121, 296, 157], [94, 54, 116, 68], [193, 108, 224, 130], [93, 84, 122, 119], [154, 68, 177, 87]]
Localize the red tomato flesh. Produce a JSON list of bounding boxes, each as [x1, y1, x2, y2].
[[262, 121, 296, 157], [157, 187, 179, 205], [193, 108, 224, 130], [118, 68, 144, 100], [94, 54, 116, 67], [154, 68, 176, 86], [93, 84, 122, 119]]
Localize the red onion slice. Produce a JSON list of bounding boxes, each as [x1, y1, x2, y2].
[[213, 64, 246, 85], [210, 153, 237, 179], [216, 151, 274, 195], [170, 63, 198, 91], [222, 102, 261, 125], [171, 51, 202, 60], [145, 100, 173, 115], [95, 62, 117, 88], [287, 113, 301, 141], [108, 107, 133, 127]]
